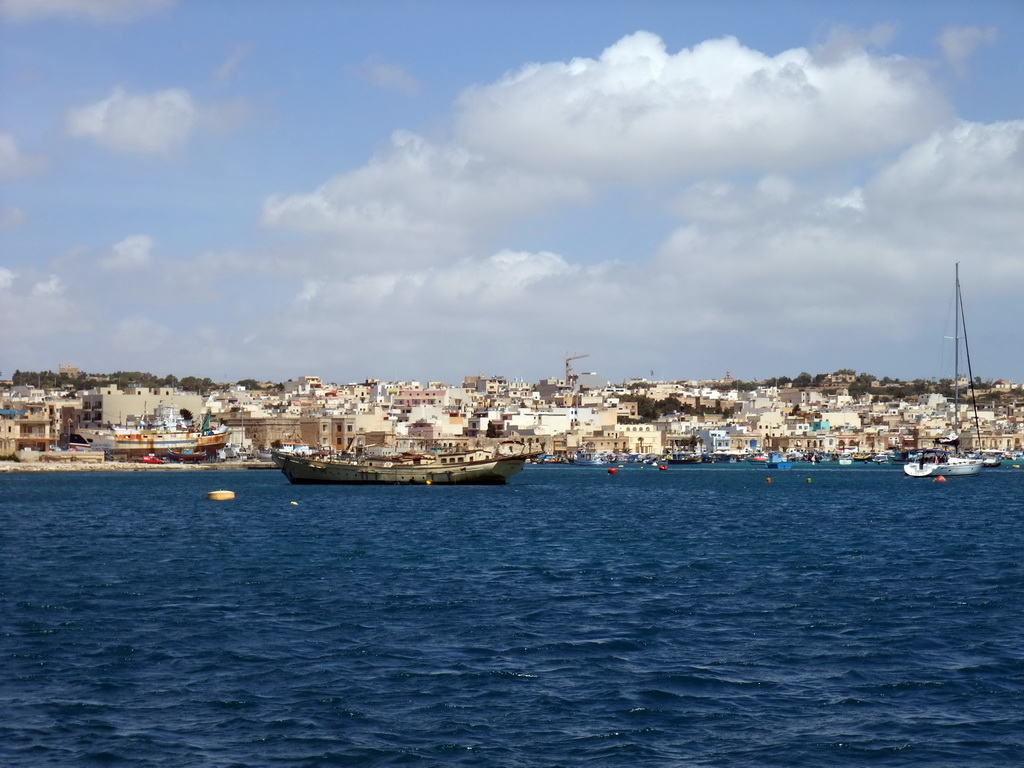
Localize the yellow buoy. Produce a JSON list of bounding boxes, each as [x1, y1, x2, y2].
[[290, 501, 298, 505], [207, 490, 235, 501]]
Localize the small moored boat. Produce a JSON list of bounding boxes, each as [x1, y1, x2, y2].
[[571, 450, 606, 466], [903, 448, 982, 478]]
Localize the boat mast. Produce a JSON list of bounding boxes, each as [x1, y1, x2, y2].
[[955, 261, 984, 450], [953, 262, 960, 435]]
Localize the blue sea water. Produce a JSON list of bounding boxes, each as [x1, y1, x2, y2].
[[3, 463, 1023, 767]]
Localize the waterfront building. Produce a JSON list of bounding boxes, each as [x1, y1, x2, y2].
[[0, 402, 53, 453], [79, 385, 204, 429], [6, 367, 1024, 462]]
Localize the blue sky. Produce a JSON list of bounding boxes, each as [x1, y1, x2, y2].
[[2, 0, 1023, 386]]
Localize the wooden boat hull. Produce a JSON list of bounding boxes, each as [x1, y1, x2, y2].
[[166, 449, 211, 463], [80, 427, 229, 459], [274, 451, 531, 485]]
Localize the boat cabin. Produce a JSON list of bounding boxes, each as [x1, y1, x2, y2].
[[277, 442, 312, 456]]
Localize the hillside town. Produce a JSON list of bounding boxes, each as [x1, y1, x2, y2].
[[4, 362, 1024, 465]]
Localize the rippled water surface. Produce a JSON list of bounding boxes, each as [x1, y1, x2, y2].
[[4, 464, 1024, 766]]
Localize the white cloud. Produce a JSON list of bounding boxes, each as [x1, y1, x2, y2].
[[262, 130, 589, 265], [456, 31, 950, 181], [101, 234, 154, 269], [939, 26, 997, 78], [0, 269, 78, 346], [825, 188, 866, 213], [296, 279, 319, 302], [359, 57, 422, 96], [245, 32, 1020, 380], [227, 248, 611, 379], [30, 274, 64, 297], [668, 174, 804, 226], [11, 26, 1024, 383], [293, 249, 579, 312], [648, 119, 1024, 347], [0, 133, 46, 179], [0, 0, 174, 23], [65, 87, 198, 155], [867, 120, 1024, 249], [63, 87, 247, 155]]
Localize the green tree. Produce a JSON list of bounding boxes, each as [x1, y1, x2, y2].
[[619, 394, 686, 421], [792, 372, 812, 388], [179, 376, 214, 394]]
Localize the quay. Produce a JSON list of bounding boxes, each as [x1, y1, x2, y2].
[[0, 459, 276, 473]]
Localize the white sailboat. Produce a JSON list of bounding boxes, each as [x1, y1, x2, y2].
[[905, 264, 983, 478]]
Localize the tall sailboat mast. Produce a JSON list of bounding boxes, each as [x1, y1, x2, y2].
[[953, 262, 961, 433], [904, 264, 984, 476], [955, 261, 983, 450]]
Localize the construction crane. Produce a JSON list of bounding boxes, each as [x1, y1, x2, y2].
[[565, 353, 589, 388]]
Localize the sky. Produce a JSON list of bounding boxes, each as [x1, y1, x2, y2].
[[2, 0, 1024, 387]]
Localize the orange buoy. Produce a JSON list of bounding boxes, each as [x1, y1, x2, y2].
[[766, 477, 772, 483], [934, 475, 947, 482]]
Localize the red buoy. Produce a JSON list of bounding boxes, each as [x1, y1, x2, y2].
[[658, 464, 667, 470], [607, 467, 618, 475]]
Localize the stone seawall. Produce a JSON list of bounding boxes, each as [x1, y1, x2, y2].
[[35, 451, 105, 464], [0, 460, 276, 473]]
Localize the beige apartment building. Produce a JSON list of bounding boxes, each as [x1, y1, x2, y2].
[[79, 385, 205, 428], [0, 402, 52, 453]]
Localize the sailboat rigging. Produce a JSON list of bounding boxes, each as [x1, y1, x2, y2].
[[904, 263, 984, 478]]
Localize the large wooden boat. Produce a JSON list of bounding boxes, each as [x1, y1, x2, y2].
[[80, 412, 230, 460], [274, 445, 537, 485]]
